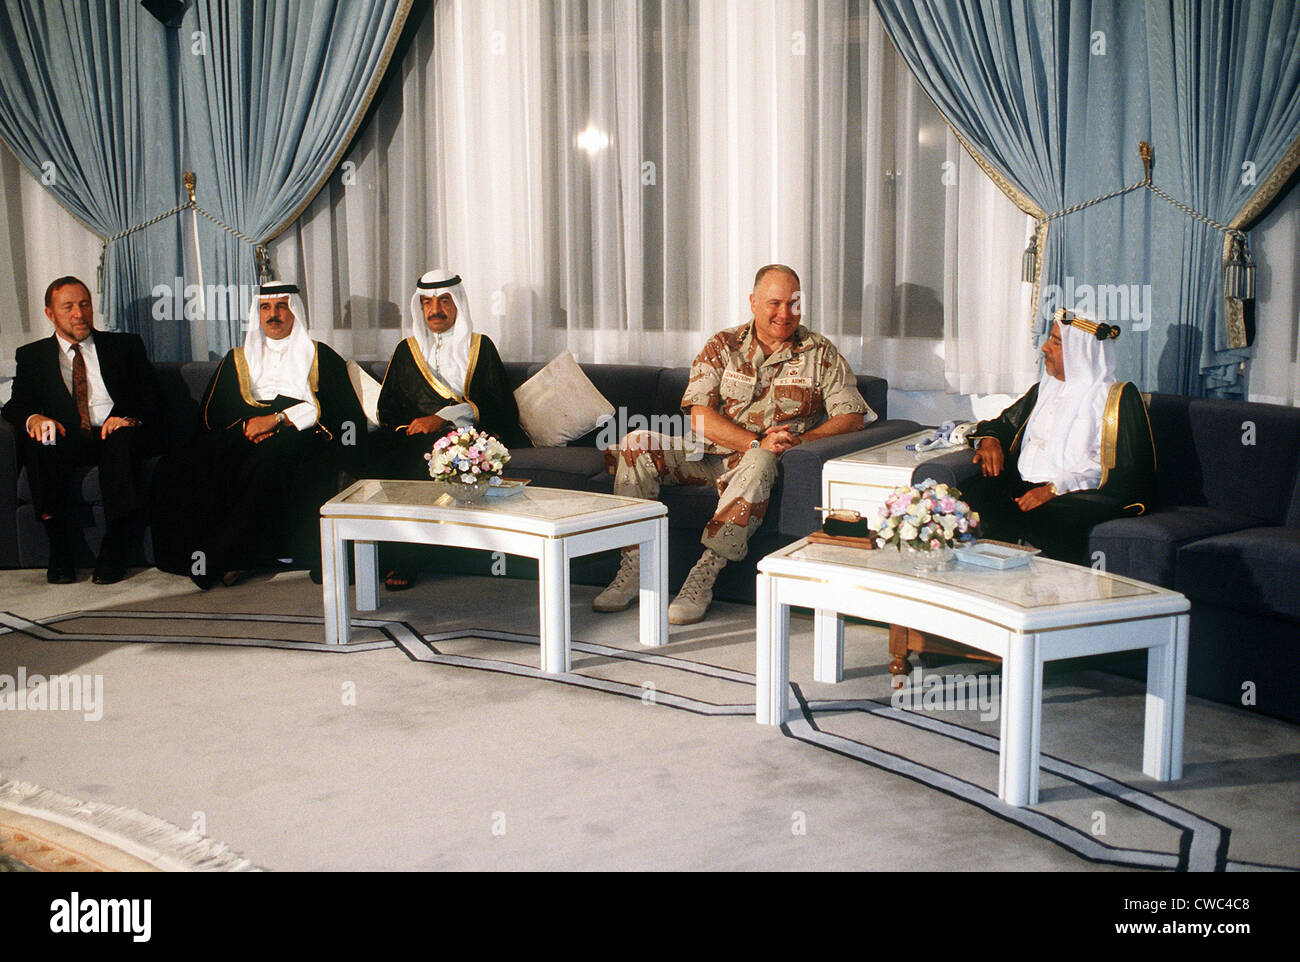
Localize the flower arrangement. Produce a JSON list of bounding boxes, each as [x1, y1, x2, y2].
[[876, 478, 980, 553], [425, 428, 510, 485]]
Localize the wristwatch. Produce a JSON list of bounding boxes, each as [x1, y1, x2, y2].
[[275, 411, 286, 427], [749, 438, 761, 450]]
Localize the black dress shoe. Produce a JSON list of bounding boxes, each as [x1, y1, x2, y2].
[[46, 565, 76, 585], [92, 564, 126, 585]]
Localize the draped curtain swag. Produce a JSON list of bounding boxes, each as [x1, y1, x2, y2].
[[0, 0, 410, 360], [181, 0, 413, 355], [873, 0, 1300, 396], [0, 0, 185, 359]]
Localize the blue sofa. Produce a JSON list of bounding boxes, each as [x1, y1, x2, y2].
[[914, 394, 1300, 724], [1, 358, 921, 603]]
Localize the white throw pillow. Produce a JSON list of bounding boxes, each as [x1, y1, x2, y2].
[[514, 351, 615, 447], [347, 360, 382, 429]]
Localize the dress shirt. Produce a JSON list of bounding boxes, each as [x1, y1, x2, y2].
[[251, 336, 318, 430], [25, 333, 116, 434]]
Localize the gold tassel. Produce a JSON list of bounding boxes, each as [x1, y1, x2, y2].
[[1021, 229, 1039, 283], [1223, 234, 1256, 301]]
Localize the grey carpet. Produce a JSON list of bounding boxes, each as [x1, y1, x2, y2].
[[0, 566, 1295, 871]]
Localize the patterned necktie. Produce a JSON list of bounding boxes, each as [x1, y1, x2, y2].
[[71, 344, 92, 436]]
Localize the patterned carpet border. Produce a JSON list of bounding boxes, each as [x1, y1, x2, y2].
[[1, 607, 1294, 873]]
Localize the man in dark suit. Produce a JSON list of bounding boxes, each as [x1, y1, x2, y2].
[[1, 276, 162, 584]]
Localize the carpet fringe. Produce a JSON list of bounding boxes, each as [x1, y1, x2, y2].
[[0, 777, 262, 872]]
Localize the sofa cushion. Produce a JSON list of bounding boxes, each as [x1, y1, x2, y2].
[[506, 446, 610, 491], [1147, 394, 1300, 523], [514, 353, 617, 447], [562, 365, 670, 449], [347, 361, 382, 428], [1176, 526, 1300, 621], [655, 368, 691, 419], [857, 375, 888, 420], [1087, 506, 1263, 587], [577, 364, 665, 421], [1288, 469, 1300, 529], [503, 361, 533, 391], [180, 362, 218, 409]]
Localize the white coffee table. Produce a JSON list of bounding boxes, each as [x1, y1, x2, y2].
[[755, 539, 1189, 807], [320, 480, 669, 672], [821, 429, 935, 531]]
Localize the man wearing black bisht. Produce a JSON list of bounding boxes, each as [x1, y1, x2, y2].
[[960, 310, 1157, 565], [374, 269, 523, 589], [152, 282, 365, 588]]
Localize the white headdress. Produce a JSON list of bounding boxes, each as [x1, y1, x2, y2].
[[243, 282, 316, 402], [408, 269, 473, 395], [1017, 310, 1119, 490]]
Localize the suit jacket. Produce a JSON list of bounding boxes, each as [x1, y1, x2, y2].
[[2, 331, 164, 450]]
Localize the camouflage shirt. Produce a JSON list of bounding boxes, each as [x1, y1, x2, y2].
[[682, 322, 874, 454]]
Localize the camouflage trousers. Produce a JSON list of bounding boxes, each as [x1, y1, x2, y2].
[[613, 431, 779, 562]]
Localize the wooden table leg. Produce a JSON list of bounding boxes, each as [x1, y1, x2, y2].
[[888, 624, 913, 688]]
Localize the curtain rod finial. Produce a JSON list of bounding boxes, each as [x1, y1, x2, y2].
[[183, 171, 196, 203], [1139, 142, 1153, 184]]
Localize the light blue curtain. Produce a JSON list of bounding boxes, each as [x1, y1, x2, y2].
[[179, 0, 413, 354], [874, 0, 1300, 396], [1146, 0, 1300, 395], [0, 0, 186, 359]]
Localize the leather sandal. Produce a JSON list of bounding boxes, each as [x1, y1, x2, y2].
[[384, 569, 414, 592]]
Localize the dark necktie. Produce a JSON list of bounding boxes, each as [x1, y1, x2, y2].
[[71, 344, 92, 437]]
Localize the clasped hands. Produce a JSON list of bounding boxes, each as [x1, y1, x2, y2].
[[758, 427, 800, 455], [27, 414, 138, 442], [972, 436, 1057, 512]]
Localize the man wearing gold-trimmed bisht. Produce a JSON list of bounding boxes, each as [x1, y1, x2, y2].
[[959, 309, 1156, 566], [374, 269, 523, 589], [151, 282, 364, 588]]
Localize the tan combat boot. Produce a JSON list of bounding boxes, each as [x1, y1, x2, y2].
[[668, 548, 727, 625], [592, 546, 640, 612]]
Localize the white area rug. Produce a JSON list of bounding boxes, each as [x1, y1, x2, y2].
[[0, 567, 1295, 872]]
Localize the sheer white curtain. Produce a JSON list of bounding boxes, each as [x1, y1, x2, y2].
[[944, 134, 1038, 396], [272, 0, 1034, 394], [1246, 181, 1300, 406], [0, 145, 103, 389]]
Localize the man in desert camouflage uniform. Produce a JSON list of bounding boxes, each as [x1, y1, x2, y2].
[[593, 264, 873, 624]]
